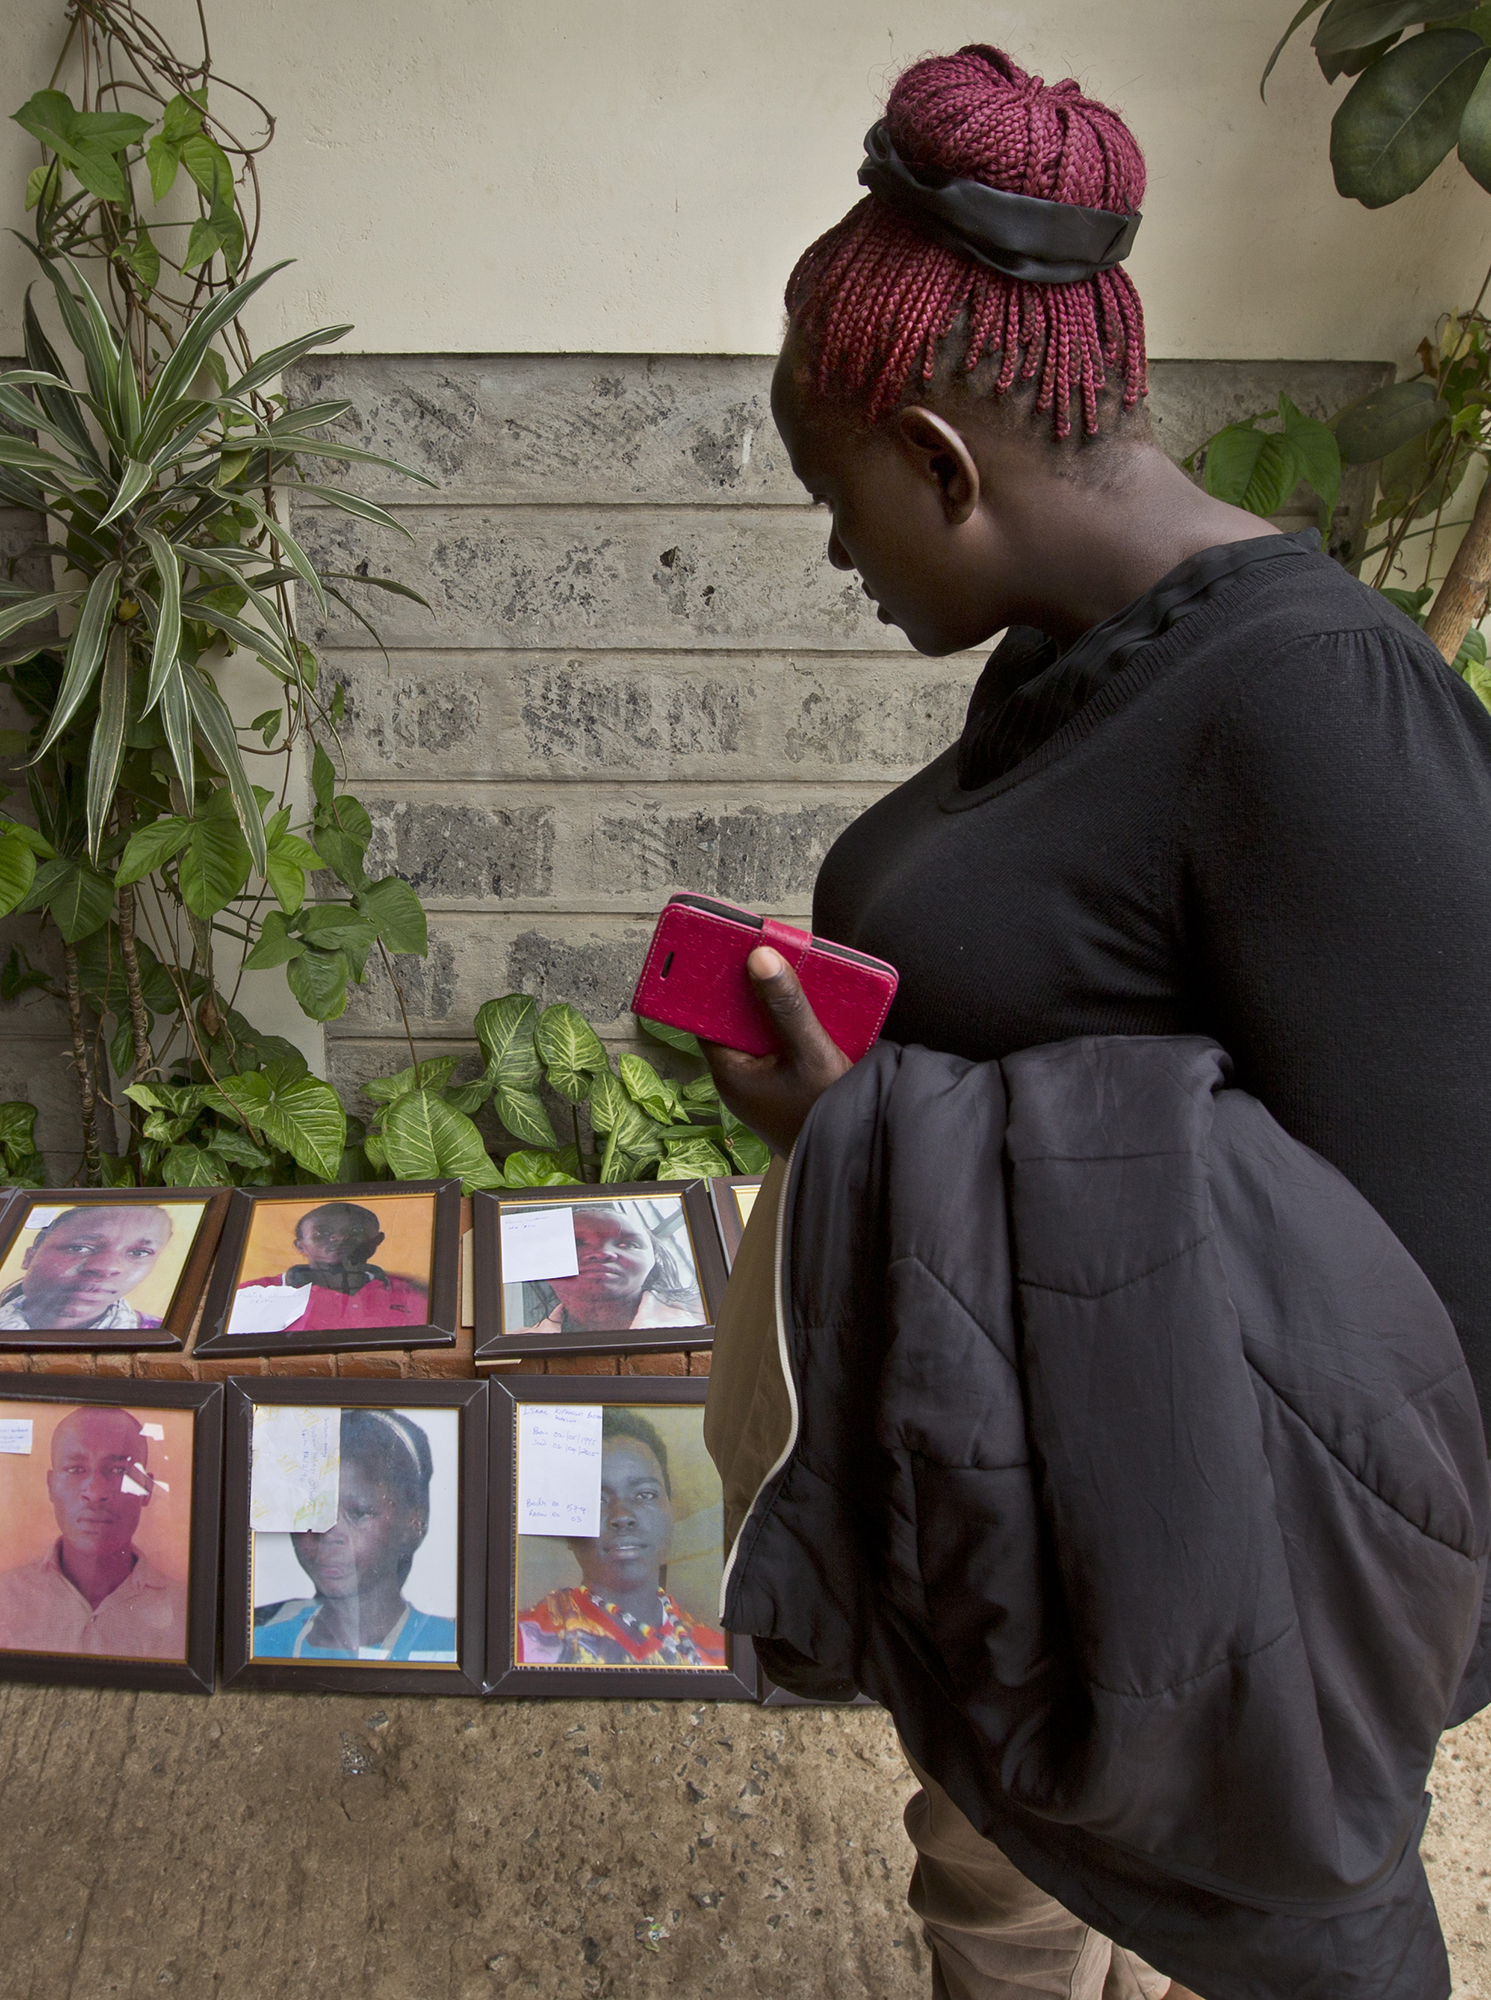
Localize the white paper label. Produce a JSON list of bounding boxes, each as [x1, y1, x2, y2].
[[228, 1282, 312, 1337], [516, 1403, 602, 1535], [140, 1423, 165, 1442], [0, 1419, 33, 1455], [26, 1207, 65, 1230], [250, 1405, 340, 1533], [500, 1206, 579, 1285]]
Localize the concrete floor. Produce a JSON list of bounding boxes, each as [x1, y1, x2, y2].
[[0, 1686, 1486, 2000]]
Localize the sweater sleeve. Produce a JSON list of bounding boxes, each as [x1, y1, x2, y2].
[[1181, 624, 1491, 1432]]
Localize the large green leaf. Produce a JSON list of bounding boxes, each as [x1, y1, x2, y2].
[[637, 1014, 703, 1057], [1332, 377, 1447, 461], [1330, 29, 1489, 206], [585, 1065, 631, 1134], [535, 1001, 609, 1103], [178, 792, 253, 918], [0, 592, 81, 643], [139, 528, 182, 711], [0, 1101, 40, 1152], [474, 994, 541, 1084], [241, 909, 304, 970], [382, 1088, 503, 1191], [229, 492, 328, 615], [85, 628, 129, 861], [1377, 425, 1474, 518], [264, 819, 323, 914], [23, 291, 95, 464], [22, 854, 113, 941], [1459, 55, 1491, 186], [157, 660, 194, 803], [1277, 395, 1342, 520], [210, 1069, 346, 1181], [356, 875, 427, 955], [285, 943, 352, 1021], [721, 1110, 772, 1175], [34, 561, 120, 757], [492, 1082, 560, 1149], [115, 812, 192, 883], [0, 830, 37, 916], [140, 260, 290, 455], [1203, 424, 1304, 515], [227, 325, 355, 400], [1314, 0, 1476, 53]]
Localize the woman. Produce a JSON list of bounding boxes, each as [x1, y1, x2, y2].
[[514, 1203, 703, 1335], [516, 1409, 725, 1667], [702, 44, 1491, 2000], [253, 1409, 455, 1662]]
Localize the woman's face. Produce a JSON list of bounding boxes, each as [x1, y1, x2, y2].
[[571, 1439, 673, 1600], [291, 1459, 425, 1601], [547, 1210, 656, 1323]]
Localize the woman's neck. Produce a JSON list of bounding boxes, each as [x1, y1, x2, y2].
[[311, 1581, 407, 1650]]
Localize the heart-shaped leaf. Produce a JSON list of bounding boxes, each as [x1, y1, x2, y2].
[[475, 995, 542, 1084], [536, 1002, 609, 1103], [209, 1070, 346, 1181], [1203, 423, 1304, 516], [492, 1083, 560, 1150], [1330, 29, 1489, 207], [382, 1087, 503, 1191]]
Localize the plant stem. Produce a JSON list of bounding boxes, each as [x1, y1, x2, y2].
[[116, 878, 154, 1080], [378, 939, 421, 1083], [1424, 462, 1491, 664], [62, 939, 101, 1186]]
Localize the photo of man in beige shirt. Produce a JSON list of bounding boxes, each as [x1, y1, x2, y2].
[[0, 1407, 188, 1660]]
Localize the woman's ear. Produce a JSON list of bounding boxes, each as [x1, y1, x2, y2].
[[895, 407, 981, 526]]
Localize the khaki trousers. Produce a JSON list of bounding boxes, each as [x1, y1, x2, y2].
[[903, 1756, 1173, 2000]]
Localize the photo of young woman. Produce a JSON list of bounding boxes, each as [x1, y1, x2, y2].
[[251, 1407, 459, 1664], [501, 1197, 705, 1338]]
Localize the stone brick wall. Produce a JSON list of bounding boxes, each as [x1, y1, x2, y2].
[[1, 353, 1391, 1170], [288, 352, 1389, 1121]]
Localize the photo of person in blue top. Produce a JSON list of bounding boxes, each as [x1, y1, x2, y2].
[[252, 1409, 458, 1664]]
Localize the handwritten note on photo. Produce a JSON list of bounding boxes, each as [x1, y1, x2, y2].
[[250, 1405, 340, 1534], [516, 1403, 602, 1535], [228, 1283, 313, 1337], [500, 1206, 580, 1285]]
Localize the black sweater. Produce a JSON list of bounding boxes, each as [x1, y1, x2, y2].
[[813, 533, 1491, 1433]]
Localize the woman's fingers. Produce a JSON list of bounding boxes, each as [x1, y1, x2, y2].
[[746, 948, 847, 1067]]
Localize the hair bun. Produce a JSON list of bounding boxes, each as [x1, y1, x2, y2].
[[886, 46, 1145, 219]]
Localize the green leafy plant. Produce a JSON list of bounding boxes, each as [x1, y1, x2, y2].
[[1260, 2, 1491, 666], [0, 1, 434, 1183], [0, 1101, 47, 1188], [1187, 314, 1491, 708], [351, 1002, 772, 1194]]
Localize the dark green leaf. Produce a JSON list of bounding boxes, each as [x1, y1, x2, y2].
[[0, 831, 37, 917], [311, 741, 336, 809], [145, 134, 180, 203], [1203, 424, 1304, 515], [1313, 0, 1472, 54], [1330, 29, 1489, 206], [312, 825, 369, 891], [178, 799, 252, 918], [22, 854, 113, 941], [723, 1123, 772, 1174], [1278, 395, 1343, 522], [85, 629, 129, 861], [182, 667, 269, 874], [1377, 425, 1474, 518], [285, 943, 351, 1021], [1333, 377, 1447, 461], [264, 824, 323, 915], [116, 814, 190, 885], [637, 1014, 703, 1056], [355, 875, 427, 955], [242, 909, 304, 970], [1262, 0, 1330, 93], [1459, 55, 1491, 185]]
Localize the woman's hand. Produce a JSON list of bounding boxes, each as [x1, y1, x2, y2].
[[701, 947, 852, 1158]]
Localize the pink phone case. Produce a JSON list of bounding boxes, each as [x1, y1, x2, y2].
[[631, 894, 899, 1063]]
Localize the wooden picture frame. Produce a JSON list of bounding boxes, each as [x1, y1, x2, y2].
[[471, 1181, 727, 1363], [707, 1175, 767, 1272], [193, 1181, 460, 1359], [0, 1187, 229, 1352], [222, 1377, 487, 1695], [485, 1376, 757, 1701], [0, 1377, 223, 1693]]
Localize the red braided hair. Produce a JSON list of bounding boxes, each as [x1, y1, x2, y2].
[[785, 47, 1147, 439]]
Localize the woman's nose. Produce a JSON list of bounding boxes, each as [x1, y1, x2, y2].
[[827, 522, 853, 571]]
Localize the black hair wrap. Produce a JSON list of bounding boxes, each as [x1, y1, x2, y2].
[[857, 121, 1141, 286]]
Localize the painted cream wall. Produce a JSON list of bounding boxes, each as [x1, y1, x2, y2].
[[0, 0, 1485, 366]]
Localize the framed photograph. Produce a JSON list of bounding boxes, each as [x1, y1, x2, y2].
[[222, 1378, 487, 1694], [471, 1183, 727, 1362], [193, 1181, 460, 1358], [708, 1175, 766, 1272], [0, 1377, 223, 1692], [485, 1377, 757, 1700], [0, 1188, 229, 1351]]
